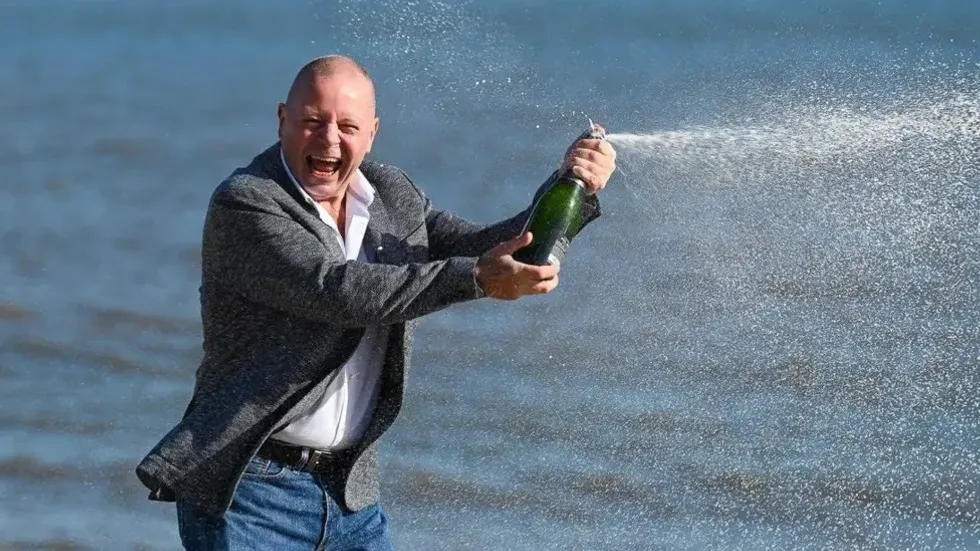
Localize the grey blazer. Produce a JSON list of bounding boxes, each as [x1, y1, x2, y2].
[[135, 143, 600, 518]]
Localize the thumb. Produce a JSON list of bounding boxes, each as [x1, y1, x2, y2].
[[490, 231, 533, 257]]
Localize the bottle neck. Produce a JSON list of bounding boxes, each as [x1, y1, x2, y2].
[[560, 174, 587, 190], [553, 166, 584, 184]]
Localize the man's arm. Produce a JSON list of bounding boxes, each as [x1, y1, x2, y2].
[[204, 189, 482, 327]]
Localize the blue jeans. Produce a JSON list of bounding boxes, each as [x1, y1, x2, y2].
[[176, 456, 394, 551]]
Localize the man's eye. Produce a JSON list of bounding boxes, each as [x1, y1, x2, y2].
[[340, 125, 359, 134]]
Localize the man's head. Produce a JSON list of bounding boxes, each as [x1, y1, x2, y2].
[[278, 55, 379, 202]]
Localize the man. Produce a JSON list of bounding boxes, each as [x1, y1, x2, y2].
[[136, 55, 616, 550]]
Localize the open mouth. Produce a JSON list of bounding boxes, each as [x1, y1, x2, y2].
[[307, 155, 342, 176]]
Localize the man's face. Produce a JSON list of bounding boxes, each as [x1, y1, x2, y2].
[[277, 72, 379, 201]]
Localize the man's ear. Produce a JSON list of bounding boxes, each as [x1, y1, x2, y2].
[[277, 103, 287, 140], [366, 117, 380, 154]]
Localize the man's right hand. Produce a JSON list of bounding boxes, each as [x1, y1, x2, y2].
[[474, 232, 560, 300]]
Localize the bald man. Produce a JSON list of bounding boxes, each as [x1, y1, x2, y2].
[[136, 55, 616, 550]]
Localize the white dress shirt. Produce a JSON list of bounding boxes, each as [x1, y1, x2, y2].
[[272, 148, 389, 450]]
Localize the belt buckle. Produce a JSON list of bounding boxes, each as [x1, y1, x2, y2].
[[304, 449, 325, 472]]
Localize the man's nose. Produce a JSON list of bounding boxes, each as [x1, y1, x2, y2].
[[320, 123, 341, 144]]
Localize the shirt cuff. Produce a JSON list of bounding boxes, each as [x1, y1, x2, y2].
[[472, 262, 487, 299]]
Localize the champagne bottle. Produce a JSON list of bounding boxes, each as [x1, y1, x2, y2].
[[513, 123, 606, 267]]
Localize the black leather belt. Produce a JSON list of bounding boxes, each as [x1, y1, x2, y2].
[[256, 439, 352, 475]]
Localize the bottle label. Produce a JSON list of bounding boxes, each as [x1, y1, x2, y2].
[[547, 236, 570, 267]]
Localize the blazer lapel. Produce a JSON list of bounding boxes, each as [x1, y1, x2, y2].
[[363, 193, 397, 264], [262, 144, 350, 255]]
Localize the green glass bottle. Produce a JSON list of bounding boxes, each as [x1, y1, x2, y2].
[[513, 124, 605, 267]]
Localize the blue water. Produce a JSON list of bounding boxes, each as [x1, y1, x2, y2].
[[2, 0, 979, 549]]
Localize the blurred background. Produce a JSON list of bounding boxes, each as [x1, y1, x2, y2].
[[1, 0, 979, 549]]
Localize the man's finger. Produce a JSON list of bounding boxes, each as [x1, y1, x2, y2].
[[524, 263, 559, 280], [568, 146, 607, 163], [574, 138, 606, 151], [532, 276, 560, 294], [570, 166, 602, 192], [492, 231, 533, 257], [598, 139, 617, 160]]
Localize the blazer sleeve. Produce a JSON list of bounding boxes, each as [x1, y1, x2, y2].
[[203, 187, 483, 327], [403, 170, 602, 261]]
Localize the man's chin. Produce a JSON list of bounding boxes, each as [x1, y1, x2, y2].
[[299, 175, 343, 200]]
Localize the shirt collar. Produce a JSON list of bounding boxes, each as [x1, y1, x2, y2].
[[279, 145, 376, 209]]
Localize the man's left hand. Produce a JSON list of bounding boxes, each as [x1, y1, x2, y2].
[[560, 124, 617, 195]]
